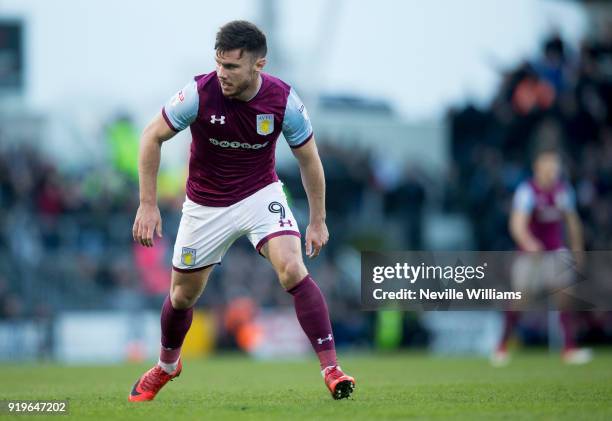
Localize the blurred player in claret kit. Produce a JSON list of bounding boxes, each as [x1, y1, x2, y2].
[[128, 20, 355, 401], [491, 146, 592, 366]]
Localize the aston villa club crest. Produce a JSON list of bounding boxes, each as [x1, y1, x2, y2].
[[256, 114, 274, 135], [181, 247, 197, 266]]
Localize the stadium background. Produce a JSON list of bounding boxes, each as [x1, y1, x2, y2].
[[0, 0, 611, 378]]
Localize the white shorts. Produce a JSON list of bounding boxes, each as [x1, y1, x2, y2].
[[511, 249, 575, 294], [172, 181, 300, 272]]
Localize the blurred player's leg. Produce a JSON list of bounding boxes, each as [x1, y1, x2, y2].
[[498, 311, 520, 352], [559, 311, 576, 351], [547, 252, 592, 364], [493, 253, 537, 366], [559, 311, 593, 364], [491, 311, 520, 366], [129, 267, 212, 402], [262, 235, 355, 399]]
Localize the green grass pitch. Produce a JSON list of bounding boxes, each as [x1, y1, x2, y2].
[[1, 351, 611, 420]]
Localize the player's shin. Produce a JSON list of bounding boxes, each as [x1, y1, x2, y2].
[[287, 274, 337, 369], [559, 311, 577, 351], [498, 310, 520, 352], [159, 295, 193, 373]]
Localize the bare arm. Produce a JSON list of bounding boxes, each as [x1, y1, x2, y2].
[[291, 136, 328, 258], [133, 113, 177, 247], [565, 211, 585, 267], [509, 210, 542, 252]]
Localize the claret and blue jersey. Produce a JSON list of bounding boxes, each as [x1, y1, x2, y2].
[[162, 72, 313, 207], [512, 179, 576, 251]]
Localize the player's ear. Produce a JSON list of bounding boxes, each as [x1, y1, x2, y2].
[[254, 56, 266, 71]]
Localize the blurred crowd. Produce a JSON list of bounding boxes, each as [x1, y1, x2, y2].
[[2, 27, 612, 351], [0, 128, 428, 349], [448, 30, 612, 250], [0, 144, 142, 319]]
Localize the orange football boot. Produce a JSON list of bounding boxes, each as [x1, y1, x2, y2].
[[128, 360, 182, 402], [323, 365, 355, 400]]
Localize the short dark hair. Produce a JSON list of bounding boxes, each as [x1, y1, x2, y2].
[[215, 20, 267, 58], [533, 143, 561, 163]]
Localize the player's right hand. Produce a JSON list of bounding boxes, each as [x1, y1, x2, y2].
[[133, 203, 163, 247]]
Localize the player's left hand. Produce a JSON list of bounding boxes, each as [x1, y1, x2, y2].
[[305, 221, 328, 259]]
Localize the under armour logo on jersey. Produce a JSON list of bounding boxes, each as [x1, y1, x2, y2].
[[268, 201, 292, 227], [210, 115, 226, 124], [317, 334, 333, 345]]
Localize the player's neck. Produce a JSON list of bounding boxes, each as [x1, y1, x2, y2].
[[235, 73, 262, 102]]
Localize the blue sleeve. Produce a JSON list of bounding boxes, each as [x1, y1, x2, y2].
[[557, 183, 576, 212], [162, 80, 199, 132], [282, 87, 313, 148], [512, 182, 535, 213]]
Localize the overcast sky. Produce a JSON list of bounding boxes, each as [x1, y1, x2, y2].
[[2, 0, 588, 121]]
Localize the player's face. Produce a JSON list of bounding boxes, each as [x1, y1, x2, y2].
[[534, 153, 561, 188], [215, 49, 265, 98]]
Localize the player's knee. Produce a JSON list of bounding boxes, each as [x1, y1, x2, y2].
[[170, 287, 198, 309], [277, 258, 307, 290]]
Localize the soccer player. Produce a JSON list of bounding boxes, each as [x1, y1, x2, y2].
[[128, 21, 355, 401], [491, 146, 592, 366]]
